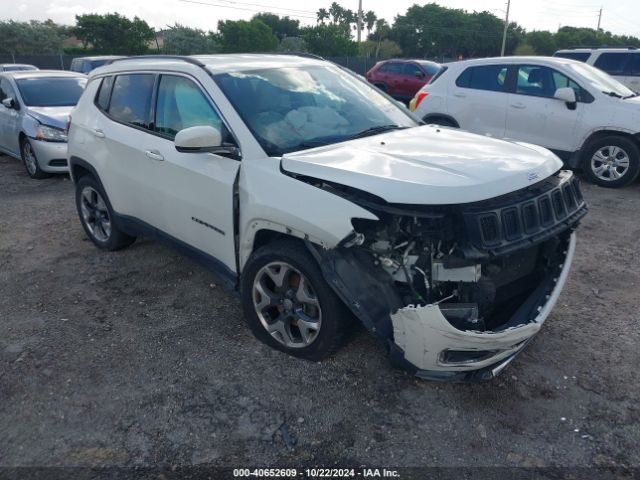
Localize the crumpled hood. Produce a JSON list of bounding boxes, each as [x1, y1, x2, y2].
[[281, 125, 563, 205], [26, 106, 73, 130]]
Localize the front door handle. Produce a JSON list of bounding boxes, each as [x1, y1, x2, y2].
[[145, 150, 164, 161], [510, 103, 526, 109], [92, 128, 105, 138], [453, 93, 466, 98]]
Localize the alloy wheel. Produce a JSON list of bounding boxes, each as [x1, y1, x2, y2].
[[79, 186, 112, 242], [591, 145, 630, 182], [252, 261, 322, 348], [22, 141, 37, 176]]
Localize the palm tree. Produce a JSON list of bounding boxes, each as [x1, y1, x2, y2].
[[316, 8, 329, 24], [329, 2, 343, 24], [364, 11, 377, 36]]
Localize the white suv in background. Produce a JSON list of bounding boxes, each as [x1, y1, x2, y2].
[[411, 56, 640, 187], [553, 47, 640, 91], [68, 55, 586, 381]]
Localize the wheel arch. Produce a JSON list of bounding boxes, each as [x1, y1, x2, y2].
[[421, 113, 460, 128], [580, 128, 640, 153]]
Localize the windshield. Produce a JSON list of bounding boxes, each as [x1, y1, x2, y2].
[[214, 65, 418, 156], [16, 77, 87, 107], [567, 62, 634, 98]]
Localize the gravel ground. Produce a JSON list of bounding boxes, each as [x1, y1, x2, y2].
[[0, 153, 639, 472]]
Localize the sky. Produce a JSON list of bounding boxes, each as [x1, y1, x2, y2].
[[3, 0, 639, 37]]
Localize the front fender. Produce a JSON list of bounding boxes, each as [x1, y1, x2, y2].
[[238, 158, 378, 271]]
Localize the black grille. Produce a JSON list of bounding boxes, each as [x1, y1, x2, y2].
[[463, 171, 587, 256], [552, 190, 565, 218], [480, 214, 500, 244], [538, 197, 553, 226], [522, 202, 538, 233], [501, 208, 520, 240]]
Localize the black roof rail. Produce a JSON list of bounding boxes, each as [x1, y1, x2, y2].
[[564, 45, 638, 50], [110, 55, 207, 67]]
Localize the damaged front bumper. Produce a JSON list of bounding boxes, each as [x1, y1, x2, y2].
[[391, 233, 576, 381], [316, 232, 577, 382]]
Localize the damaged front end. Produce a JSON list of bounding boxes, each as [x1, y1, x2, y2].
[[307, 170, 587, 381]]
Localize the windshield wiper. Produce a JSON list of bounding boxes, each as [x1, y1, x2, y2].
[[624, 92, 639, 99], [347, 124, 406, 140], [603, 91, 623, 98]]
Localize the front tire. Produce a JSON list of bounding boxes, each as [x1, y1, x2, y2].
[[424, 116, 458, 128], [21, 137, 51, 179], [582, 136, 640, 188], [240, 240, 350, 361], [75, 176, 136, 251]]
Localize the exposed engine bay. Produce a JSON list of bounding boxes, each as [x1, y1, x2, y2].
[[300, 170, 587, 380]]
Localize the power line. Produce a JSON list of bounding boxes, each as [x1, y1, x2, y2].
[[178, 0, 316, 19]]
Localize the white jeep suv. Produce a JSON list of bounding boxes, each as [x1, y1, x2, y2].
[[411, 56, 640, 188], [68, 55, 586, 381]]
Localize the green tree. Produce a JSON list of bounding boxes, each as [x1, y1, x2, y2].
[[0, 20, 66, 55], [252, 13, 299, 41], [300, 23, 357, 56], [316, 8, 329, 24], [73, 13, 154, 54], [216, 19, 278, 53], [162, 23, 218, 54], [329, 2, 344, 24], [390, 4, 523, 58], [278, 36, 308, 52], [524, 31, 557, 56], [514, 43, 537, 55], [358, 39, 401, 59], [364, 11, 377, 35]]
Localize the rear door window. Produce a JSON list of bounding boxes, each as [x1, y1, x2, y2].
[[456, 65, 508, 92], [379, 62, 403, 74], [628, 53, 640, 76], [96, 76, 114, 111], [403, 63, 424, 77], [108, 74, 155, 129], [594, 52, 631, 75]]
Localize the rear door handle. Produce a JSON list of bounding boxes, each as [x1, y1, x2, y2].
[[92, 128, 105, 138], [453, 93, 466, 98], [145, 150, 164, 161], [510, 103, 526, 109]]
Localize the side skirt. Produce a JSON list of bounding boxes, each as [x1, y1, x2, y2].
[[114, 212, 239, 292]]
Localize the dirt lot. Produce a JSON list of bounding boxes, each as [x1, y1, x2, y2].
[[0, 153, 639, 473]]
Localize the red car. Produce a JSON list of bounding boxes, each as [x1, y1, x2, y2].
[[366, 59, 441, 102]]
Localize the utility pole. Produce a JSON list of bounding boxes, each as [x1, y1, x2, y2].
[[500, 0, 511, 57], [357, 0, 363, 42], [597, 7, 602, 30]]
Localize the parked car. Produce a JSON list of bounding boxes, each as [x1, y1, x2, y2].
[[0, 64, 38, 72], [366, 59, 441, 102], [69, 56, 125, 74], [553, 47, 640, 91], [68, 54, 586, 381], [411, 56, 640, 188], [0, 70, 87, 178]]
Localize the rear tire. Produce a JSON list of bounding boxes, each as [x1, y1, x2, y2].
[[75, 176, 136, 251], [240, 240, 351, 361], [21, 137, 51, 179], [582, 136, 640, 188]]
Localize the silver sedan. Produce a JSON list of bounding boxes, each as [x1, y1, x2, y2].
[[0, 70, 86, 179]]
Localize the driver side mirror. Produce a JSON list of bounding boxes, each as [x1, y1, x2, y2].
[[554, 87, 577, 109], [2, 97, 19, 110], [174, 125, 239, 159], [414, 71, 425, 79]]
